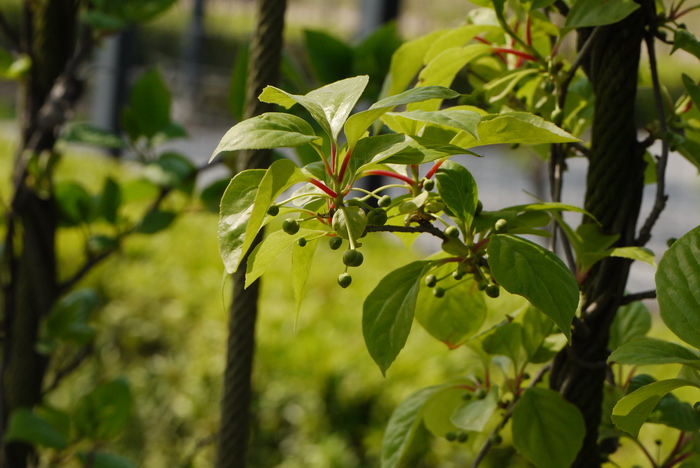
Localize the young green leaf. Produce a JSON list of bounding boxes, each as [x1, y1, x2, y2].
[[363, 261, 431, 375], [245, 229, 326, 288], [435, 160, 479, 229], [628, 375, 700, 432], [562, 0, 640, 35], [384, 109, 480, 139], [381, 385, 442, 468], [450, 388, 498, 432], [608, 338, 700, 369], [260, 75, 369, 140], [303, 29, 354, 85], [482, 322, 524, 368], [512, 388, 585, 468], [610, 246, 656, 267], [210, 113, 320, 162], [77, 451, 139, 468], [656, 224, 700, 349], [125, 67, 172, 139], [673, 29, 700, 61], [218, 169, 266, 274], [612, 378, 700, 437], [608, 300, 651, 351], [421, 385, 467, 438], [136, 210, 177, 234], [75, 378, 133, 441], [487, 235, 579, 341], [292, 237, 319, 317]]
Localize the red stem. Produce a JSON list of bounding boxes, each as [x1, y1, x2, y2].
[[425, 158, 446, 179], [492, 47, 537, 62], [338, 147, 353, 182], [330, 143, 337, 173], [364, 170, 416, 186], [475, 36, 507, 63], [526, 15, 532, 46], [308, 178, 338, 198]]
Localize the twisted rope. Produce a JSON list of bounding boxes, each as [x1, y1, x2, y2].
[[215, 1, 286, 466]]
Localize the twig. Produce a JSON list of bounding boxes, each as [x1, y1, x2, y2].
[[636, 22, 669, 246], [620, 290, 656, 305], [472, 365, 551, 467], [42, 344, 94, 396]]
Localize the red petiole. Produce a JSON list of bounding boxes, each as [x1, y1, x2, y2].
[[425, 159, 446, 180], [308, 178, 338, 198], [475, 36, 507, 63], [338, 147, 353, 182], [492, 47, 537, 62], [364, 170, 416, 186]]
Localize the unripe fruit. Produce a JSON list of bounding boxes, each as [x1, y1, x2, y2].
[[667, 237, 678, 248], [444, 226, 460, 239], [337, 272, 352, 288], [475, 388, 487, 400], [343, 249, 364, 267], [297, 238, 307, 247], [457, 432, 468, 443], [492, 434, 503, 445], [433, 287, 446, 298], [423, 178, 435, 191], [494, 218, 508, 233], [478, 281, 488, 291], [462, 392, 472, 401], [485, 284, 500, 298], [282, 218, 300, 235], [328, 236, 343, 250], [367, 208, 388, 226], [425, 274, 437, 288], [378, 195, 392, 208], [446, 431, 457, 442], [452, 270, 464, 280], [475, 200, 483, 216], [267, 204, 280, 216]]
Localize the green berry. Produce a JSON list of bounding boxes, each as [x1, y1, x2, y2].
[[475, 388, 487, 400], [337, 272, 352, 288], [492, 434, 503, 445], [462, 392, 472, 401], [446, 431, 457, 442], [367, 208, 388, 226], [494, 218, 508, 233], [425, 274, 437, 288], [328, 236, 343, 250], [457, 432, 468, 443], [423, 179, 435, 191], [342, 249, 364, 267], [266, 204, 280, 216], [667, 237, 678, 248], [377, 195, 392, 208], [452, 270, 464, 280], [444, 226, 460, 239], [475, 200, 483, 217], [478, 281, 488, 291], [433, 287, 446, 298], [297, 238, 307, 247], [485, 284, 500, 298], [282, 218, 300, 235], [694, 401, 700, 414]]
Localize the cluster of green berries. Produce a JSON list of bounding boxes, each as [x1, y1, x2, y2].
[[445, 431, 469, 443], [424, 267, 500, 299]]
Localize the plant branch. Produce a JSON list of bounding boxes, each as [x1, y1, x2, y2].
[[621, 289, 656, 305], [42, 344, 94, 396], [636, 26, 669, 246], [472, 365, 551, 468]]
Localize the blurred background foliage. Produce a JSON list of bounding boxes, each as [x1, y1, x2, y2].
[[0, 0, 699, 467]]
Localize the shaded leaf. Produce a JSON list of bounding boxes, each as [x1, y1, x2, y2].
[[75, 378, 133, 441], [435, 160, 479, 229], [563, 0, 640, 34], [609, 338, 700, 369], [5, 408, 68, 450]]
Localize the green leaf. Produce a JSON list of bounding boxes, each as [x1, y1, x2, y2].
[[416, 271, 487, 348], [451, 112, 580, 148], [381, 385, 441, 468], [151, 152, 196, 192], [656, 224, 700, 349], [43, 289, 99, 347], [5, 408, 68, 450], [608, 300, 651, 350], [487, 235, 579, 341], [126, 67, 172, 139], [521, 307, 556, 363], [332, 206, 368, 240], [219, 160, 306, 274], [612, 378, 700, 437], [512, 388, 585, 468], [0, 48, 30, 79], [384, 109, 480, 139], [451, 388, 499, 432], [228, 43, 248, 120], [482, 322, 524, 367], [98, 178, 121, 225], [218, 170, 265, 274], [260, 75, 369, 140], [563, 0, 640, 35], [74, 378, 133, 441], [673, 29, 700, 61], [245, 228, 325, 287], [61, 123, 124, 149], [609, 338, 700, 369], [77, 452, 139, 468], [303, 29, 353, 85], [200, 178, 229, 213], [610, 246, 656, 267], [421, 385, 466, 438], [628, 375, 700, 432], [135, 210, 177, 234], [345, 86, 460, 148], [683, 74, 700, 110], [55, 181, 93, 226], [292, 237, 319, 316], [363, 261, 431, 375], [435, 160, 479, 229], [210, 113, 320, 162], [351, 134, 413, 174]]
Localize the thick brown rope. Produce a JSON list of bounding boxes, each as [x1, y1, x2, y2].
[[549, 4, 648, 467], [215, 1, 286, 467]]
